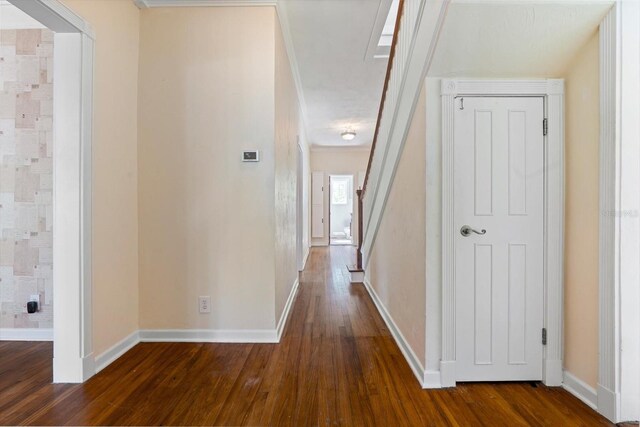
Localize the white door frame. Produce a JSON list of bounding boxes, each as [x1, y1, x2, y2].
[[598, 3, 640, 422], [440, 79, 565, 387], [9, 0, 95, 383]]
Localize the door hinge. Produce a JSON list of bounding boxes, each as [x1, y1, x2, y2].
[[542, 328, 547, 346], [543, 118, 548, 136]]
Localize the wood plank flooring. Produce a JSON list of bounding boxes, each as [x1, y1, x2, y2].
[[0, 246, 616, 426]]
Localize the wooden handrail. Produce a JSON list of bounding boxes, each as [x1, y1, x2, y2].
[[361, 0, 406, 198]]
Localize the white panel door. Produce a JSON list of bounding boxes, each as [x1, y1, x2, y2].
[[454, 97, 544, 381], [312, 172, 324, 238]]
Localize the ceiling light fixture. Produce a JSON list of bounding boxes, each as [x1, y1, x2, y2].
[[341, 129, 356, 141]]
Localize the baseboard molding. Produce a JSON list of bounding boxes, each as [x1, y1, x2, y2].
[[300, 247, 310, 271], [597, 383, 619, 422], [363, 279, 426, 387], [94, 330, 140, 374], [0, 328, 53, 341], [139, 328, 278, 343], [423, 370, 442, 388], [349, 270, 364, 283], [276, 277, 300, 341], [563, 370, 598, 410], [544, 358, 563, 386]]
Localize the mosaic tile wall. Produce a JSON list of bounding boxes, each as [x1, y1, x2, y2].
[[0, 29, 54, 329]]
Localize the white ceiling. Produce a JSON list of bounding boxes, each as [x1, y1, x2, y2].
[[0, 1, 46, 29], [429, 1, 613, 78], [281, 0, 394, 148]]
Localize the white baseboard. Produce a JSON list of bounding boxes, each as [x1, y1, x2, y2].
[[0, 328, 53, 341], [597, 384, 619, 422], [94, 330, 140, 374], [440, 360, 456, 387], [139, 328, 278, 343], [563, 370, 598, 410], [424, 370, 442, 388], [363, 279, 426, 387], [300, 247, 310, 271], [349, 270, 364, 283], [276, 277, 300, 341], [544, 358, 563, 386]]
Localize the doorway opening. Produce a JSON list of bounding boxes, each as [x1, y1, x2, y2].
[[329, 175, 354, 245], [0, 1, 55, 384]]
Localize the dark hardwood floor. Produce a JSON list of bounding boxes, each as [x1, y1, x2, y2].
[[0, 246, 616, 426]]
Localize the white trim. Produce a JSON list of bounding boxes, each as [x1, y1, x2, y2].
[[349, 270, 364, 283], [563, 371, 598, 411], [139, 329, 278, 343], [94, 331, 140, 374], [0, 328, 53, 341], [440, 79, 565, 387], [276, 277, 300, 341], [11, 0, 96, 383], [598, 5, 620, 423], [8, 0, 95, 38], [363, 279, 426, 388], [423, 370, 442, 389], [361, 0, 450, 266], [598, 3, 640, 423]]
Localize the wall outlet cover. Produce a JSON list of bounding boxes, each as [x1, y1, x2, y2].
[[198, 296, 211, 314], [29, 294, 40, 303]]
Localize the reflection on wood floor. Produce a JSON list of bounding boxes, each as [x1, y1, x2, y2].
[[0, 246, 613, 425]]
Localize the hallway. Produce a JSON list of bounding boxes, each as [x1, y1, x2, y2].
[[0, 247, 612, 425]]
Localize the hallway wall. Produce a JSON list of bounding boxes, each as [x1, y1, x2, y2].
[[61, 0, 141, 357], [310, 148, 368, 246], [275, 11, 307, 324], [365, 84, 427, 369], [137, 7, 278, 331], [564, 30, 600, 389]]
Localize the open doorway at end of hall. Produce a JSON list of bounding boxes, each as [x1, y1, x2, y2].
[[329, 175, 354, 246]]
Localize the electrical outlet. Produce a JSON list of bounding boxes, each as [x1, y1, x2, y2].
[[198, 296, 211, 314], [29, 294, 39, 303]]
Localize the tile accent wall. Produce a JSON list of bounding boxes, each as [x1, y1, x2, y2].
[[0, 29, 54, 329]]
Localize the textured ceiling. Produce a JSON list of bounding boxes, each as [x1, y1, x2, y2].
[[429, 1, 613, 78], [282, 0, 392, 147]]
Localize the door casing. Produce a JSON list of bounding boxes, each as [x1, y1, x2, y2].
[[440, 79, 565, 387]]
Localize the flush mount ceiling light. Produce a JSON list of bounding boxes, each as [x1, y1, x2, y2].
[[341, 129, 356, 141]]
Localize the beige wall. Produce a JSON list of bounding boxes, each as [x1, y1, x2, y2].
[[311, 148, 369, 173], [274, 13, 304, 322], [61, 0, 140, 357], [137, 7, 278, 330], [365, 85, 426, 366], [311, 148, 369, 245], [564, 31, 600, 388]]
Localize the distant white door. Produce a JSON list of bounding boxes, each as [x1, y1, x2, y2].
[[454, 97, 544, 381], [312, 172, 324, 238]]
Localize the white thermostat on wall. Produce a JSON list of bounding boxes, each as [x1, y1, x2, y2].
[[242, 150, 260, 162]]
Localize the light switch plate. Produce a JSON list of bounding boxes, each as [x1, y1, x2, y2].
[[242, 150, 260, 162]]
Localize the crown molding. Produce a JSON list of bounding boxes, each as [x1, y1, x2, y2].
[[134, 0, 277, 8]]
